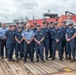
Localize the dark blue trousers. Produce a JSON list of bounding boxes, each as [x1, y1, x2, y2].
[[62, 40, 67, 57], [49, 38, 52, 56], [24, 41, 33, 61], [66, 41, 75, 57], [52, 41, 62, 58], [6, 44, 14, 59], [15, 42, 23, 58], [0, 39, 7, 57], [44, 39, 49, 58], [22, 41, 24, 57], [35, 45, 44, 60]]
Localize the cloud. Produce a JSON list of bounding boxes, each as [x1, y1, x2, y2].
[[0, 0, 76, 22]]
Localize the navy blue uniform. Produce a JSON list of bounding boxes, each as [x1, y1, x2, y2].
[[49, 27, 54, 57], [41, 27, 49, 59], [51, 28, 62, 59], [15, 31, 23, 59], [34, 30, 44, 60], [5, 30, 15, 60], [13, 29, 17, 54], [32, 28, 37, 56], [21, 27, 25, 57], [60, 26, 68, 58], [66, 28, 76, 58]]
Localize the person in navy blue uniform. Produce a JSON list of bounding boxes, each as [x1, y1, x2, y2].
[[48, 21, 54, 58], [15, 25, 23, 61], [22, 23, 34, 63], [21, 22, 27, 58], [32, 22, 37, 32], [0, 23, 8, 59], [66, 22, 76, 62], [41, 21, 49, 60], [51, 22, 63, 61], [34, 24, 45, 63], [12, 23, 17, 56], [4, 24, 15, 61], [60, 20, 68, 59], [32, 22, 37, 58]]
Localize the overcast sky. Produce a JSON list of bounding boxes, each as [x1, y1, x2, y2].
[[0, 0, 75, 22]]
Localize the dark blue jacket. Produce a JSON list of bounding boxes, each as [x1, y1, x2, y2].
[[60, 26, 68, 41], [41, 27, 50, 39], [5, 30, 15, 45], [51, 28, 62, 41], [15, 31, 23, 41], [66, 27, 76, 38], [34, 30, 44, 45], [49, 27, 54, 39]]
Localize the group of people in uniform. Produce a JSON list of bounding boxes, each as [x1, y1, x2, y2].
[[0, 20, 76, 63]]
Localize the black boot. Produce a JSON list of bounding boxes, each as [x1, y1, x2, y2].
[[69, 55, 71, 60], [48, 55, 52, 58], [59, 58, 63, 61], [20, 57, 23, 60], [70, 56, 75, 62], [65, 55, 71, 60], [31, 59, 34, 63], [31, 61, 34, 63], [51, 57, 55, 60], [46, 56, 49, 60], [36, 58, 39, 62], [11, 58, 15, 62], [41, 59, 45, 63]]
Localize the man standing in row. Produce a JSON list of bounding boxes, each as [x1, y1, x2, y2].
[[48, 21, 54, 58], [15, 25, 23, 61], [60, 21, 68, 59], [0, 23, 8, 59], [51, 22, 63, 61], [5, 24, 15, 61], [34, 24, 45, 62], [22, 23, 34, 63], [41, 21, 49, 60], [66, 22, 76, 62]]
